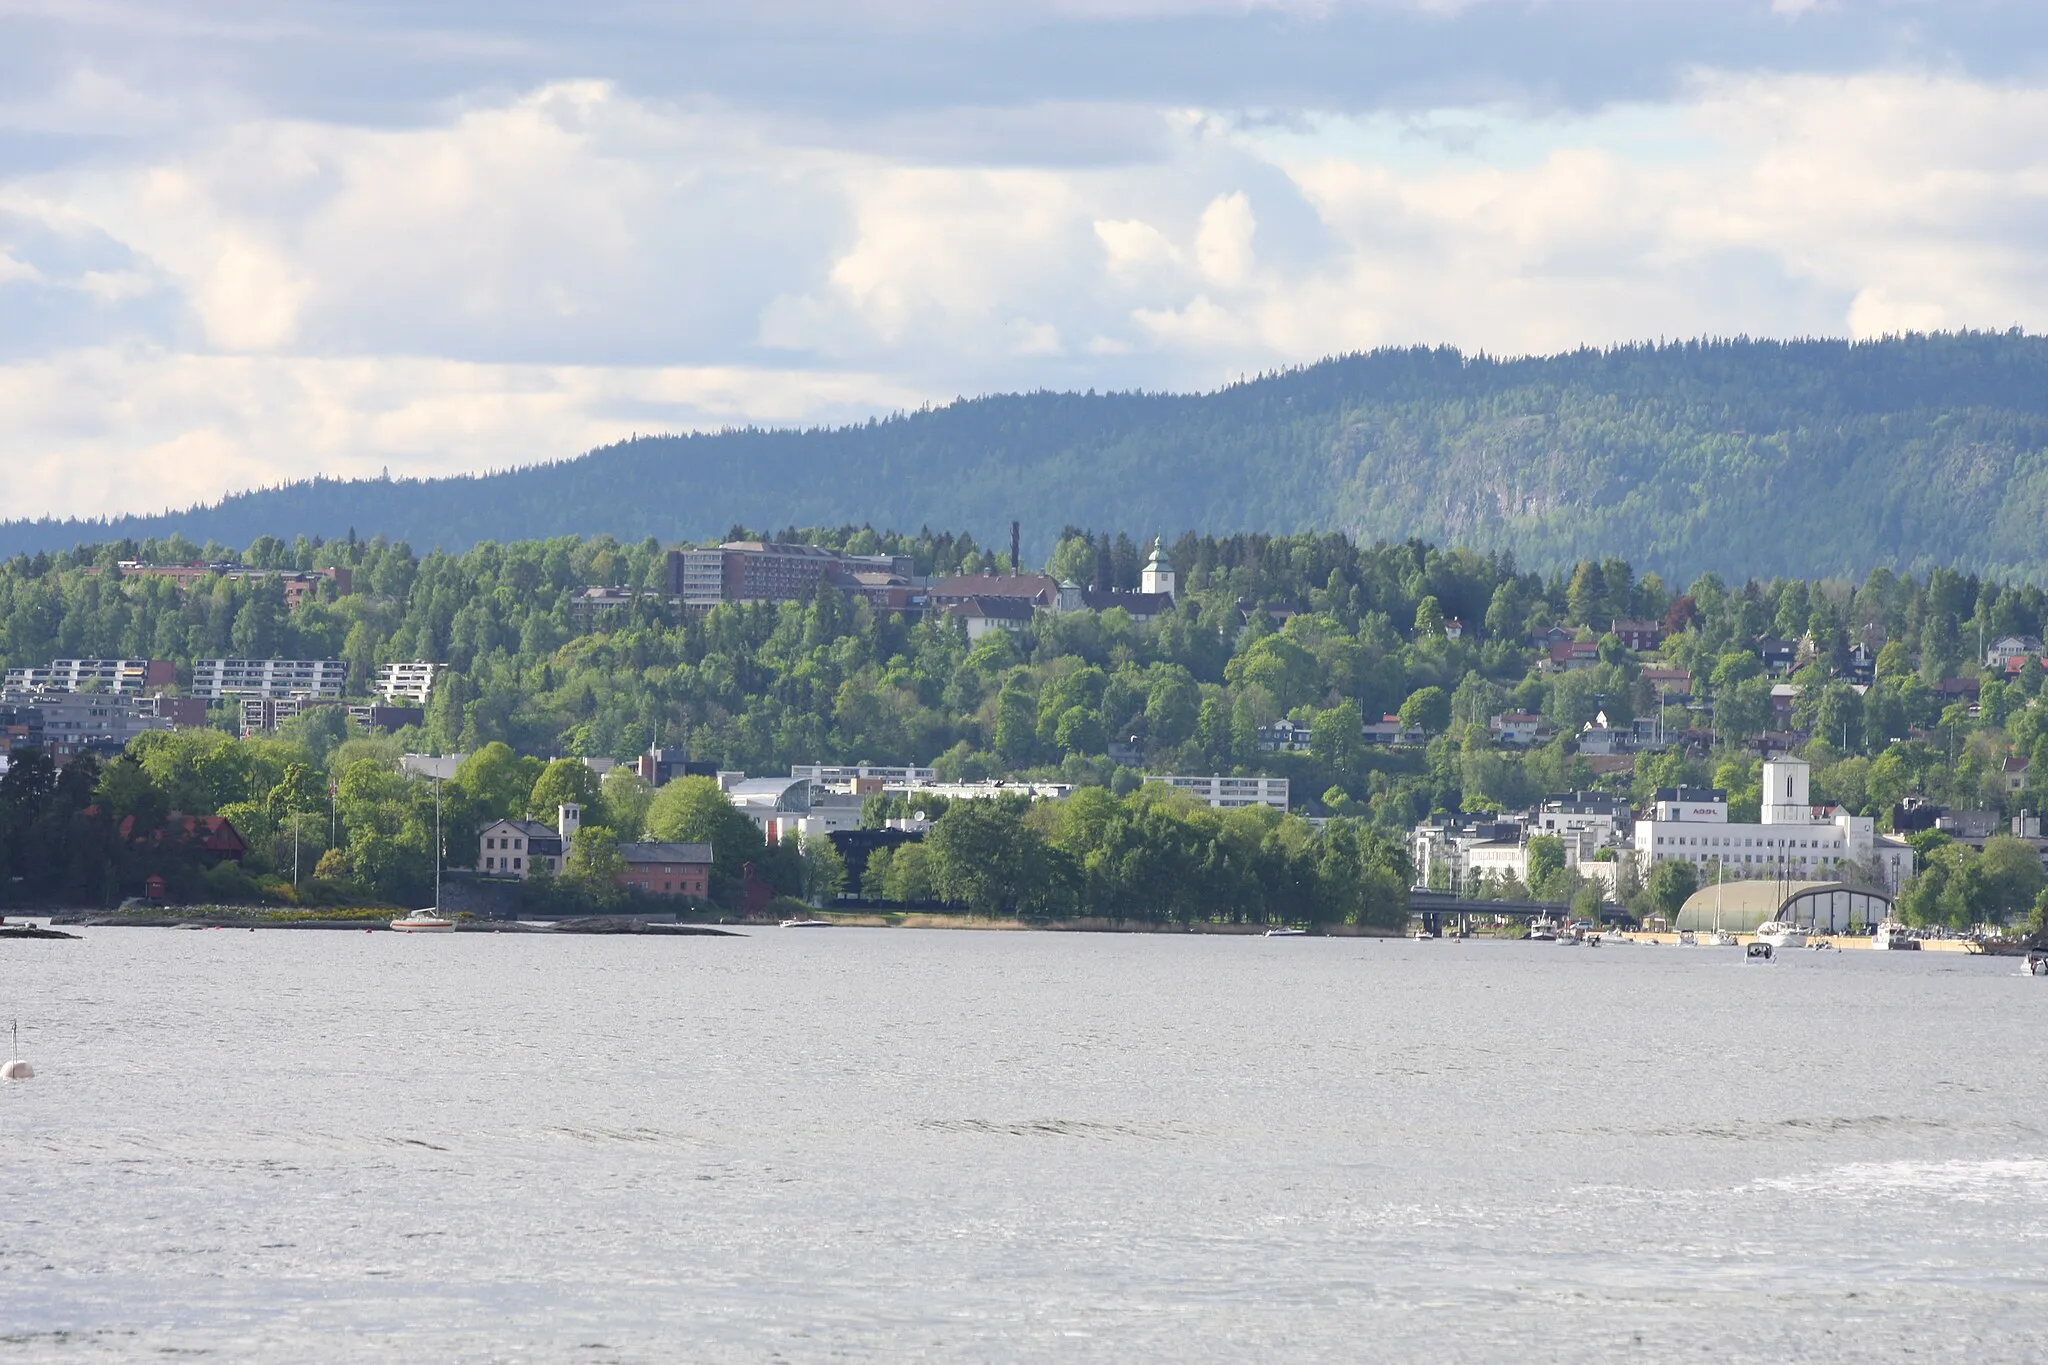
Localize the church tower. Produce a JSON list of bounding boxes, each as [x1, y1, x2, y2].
[[1761, 758, 1811, 826], [1141, 537, 1176, 599]]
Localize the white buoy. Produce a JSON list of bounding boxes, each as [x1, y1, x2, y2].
[[4, 1021, 29, 1078]]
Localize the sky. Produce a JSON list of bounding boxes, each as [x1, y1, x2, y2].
[[6, 0, 2048, 521]]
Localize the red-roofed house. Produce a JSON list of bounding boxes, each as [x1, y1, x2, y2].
[[1545, 640, 1601, 672], [118, 814, 248, 865]]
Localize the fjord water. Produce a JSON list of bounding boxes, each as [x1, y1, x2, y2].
[[3, 930, 2044, 1362]]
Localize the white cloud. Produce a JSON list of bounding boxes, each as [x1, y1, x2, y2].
[[1193, 191, 1257, 287], [0, 249, 43, 284]]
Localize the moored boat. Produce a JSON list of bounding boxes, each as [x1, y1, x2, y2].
[[1265, 926, 1308, 938], [390, 908, 455, 933], [1755, 920, 1808, 949], [780, 918, 834, 928], [1871, 920, 1920, 951]]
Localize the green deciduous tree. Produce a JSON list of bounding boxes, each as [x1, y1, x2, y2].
[[526, 757, 602, 822], [1646, 859, 1699, 918], [644, 776, 767, 905]]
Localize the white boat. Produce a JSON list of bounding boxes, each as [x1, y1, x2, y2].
[[1701, 930, 1738, 948], [1755, 920, 1808, 949], [780, 918, 834, 928], [1528, 919, 1560, 942], [1871, 920, 1920, 951], [1265, 927, 1308, 938], [390, 908, 455, 933]]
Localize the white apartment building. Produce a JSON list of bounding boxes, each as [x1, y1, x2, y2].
[[2, 658, 173, 694], [191, 658, 348, 700], [1410, 815, 1528, 890], [1533, 791, 1633, 845], [375, 661, 444, 704], [1632, 758, 1912, 893], [884, 780, 1074, 803], [790, 763, 937, 784], [1145, 774, 1290, 811]]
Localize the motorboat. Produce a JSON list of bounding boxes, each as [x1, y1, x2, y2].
[[1677, 930, 1698, 946], [780, 918, 834, 928], [1755, 920, 1808, 949], [1528, 919, 1560, 942], [1746, 941, 1775, 961], [1871, 920, 1920, 951], [1265, 927, 1309, 938], [2025, 952, 2048, 977], [390, 908, 455, 933], [1701, 929, 1738, 948]]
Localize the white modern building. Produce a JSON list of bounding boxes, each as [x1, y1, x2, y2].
[[2, 658, 176, 694], [1631, 758, 1912, 893], [884, 779, 1074, 803], [790, 763, 936, 784], [192, 658, 348, 700], [375, 661, 444, 704], [1145, 774, 1289, 811]]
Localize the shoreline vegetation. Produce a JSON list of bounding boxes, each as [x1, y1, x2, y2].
[[36, 905, 1407, 936], [6, 515, 2048, 945]]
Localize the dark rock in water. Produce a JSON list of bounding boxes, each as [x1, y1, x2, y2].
[[1, 925, 80, 940]]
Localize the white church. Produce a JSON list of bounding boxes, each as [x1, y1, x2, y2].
[[1631, 757, 1913, 895]]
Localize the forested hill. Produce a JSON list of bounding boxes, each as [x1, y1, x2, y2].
[[12, 331, 2048, 580]]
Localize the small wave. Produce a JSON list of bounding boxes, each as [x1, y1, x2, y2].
[[918, 1117, 1179, 1140], [1754, 1157, 2048, 1202], [1621, 1115, 1973, 1141], [535, 1125, 701, 1146]]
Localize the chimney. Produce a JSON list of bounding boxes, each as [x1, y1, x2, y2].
[[1011, 521, 1021, 576]]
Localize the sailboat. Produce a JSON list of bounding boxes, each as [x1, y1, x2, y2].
[[1702, 876, 1737, 947], [390, 776, 455, 932]]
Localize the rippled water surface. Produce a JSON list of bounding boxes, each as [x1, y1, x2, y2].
[[3, 927, 2046, 1361]]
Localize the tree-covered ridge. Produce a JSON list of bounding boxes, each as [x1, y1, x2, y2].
[[10, 331, 2048, 580], [7, 522, 2048, 931]]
